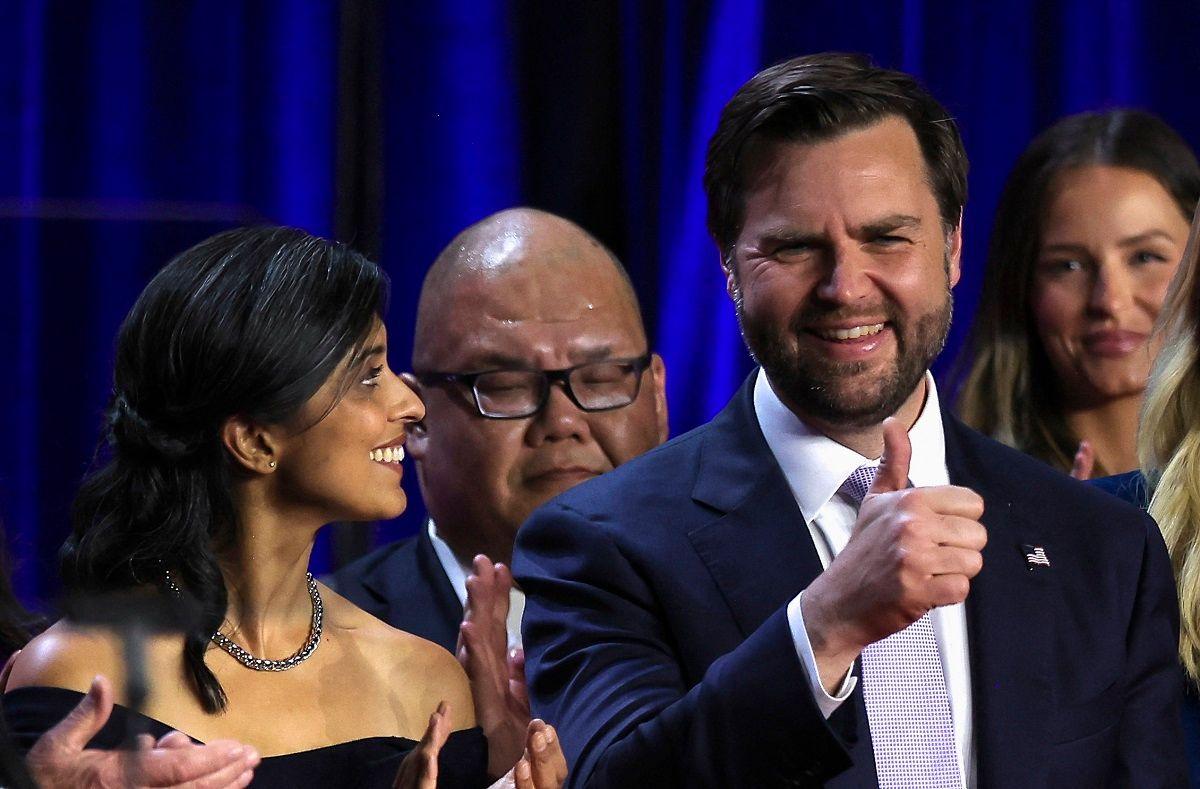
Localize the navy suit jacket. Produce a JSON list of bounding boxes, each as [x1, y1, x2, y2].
[[330, 524, 462, 653], [514, 376, 1185, 788]]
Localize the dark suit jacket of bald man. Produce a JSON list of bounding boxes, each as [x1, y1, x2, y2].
[[513, 373, 1186, 788], [330, 525, 462, 653]]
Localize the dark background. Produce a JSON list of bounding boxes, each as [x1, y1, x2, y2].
[[3, 0, 1199, 610]]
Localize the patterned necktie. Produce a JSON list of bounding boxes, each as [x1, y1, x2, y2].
[[838, 464, 962, 788]]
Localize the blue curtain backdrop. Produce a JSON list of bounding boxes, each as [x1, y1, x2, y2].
[[4, 0, 1199, 609]]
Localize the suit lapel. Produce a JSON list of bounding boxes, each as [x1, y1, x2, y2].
[[685, 376, 827, 639], [944, 415, 1052, 787], [684, 376, 872, 779], [413, 523, 470, 632]]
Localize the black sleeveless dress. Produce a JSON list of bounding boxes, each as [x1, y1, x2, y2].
[[3, 686, 490, 788]]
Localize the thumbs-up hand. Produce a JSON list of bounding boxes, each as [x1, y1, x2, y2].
[[864, 417, 913, 499], [801, 417, 987, 693]]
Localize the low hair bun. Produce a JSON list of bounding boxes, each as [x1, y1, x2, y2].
[[108, 393, 205, 462]]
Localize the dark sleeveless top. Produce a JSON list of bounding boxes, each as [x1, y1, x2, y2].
[[3, 686, 490, 788]]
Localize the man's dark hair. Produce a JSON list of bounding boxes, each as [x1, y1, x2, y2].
[[703, 53, 968, 261]]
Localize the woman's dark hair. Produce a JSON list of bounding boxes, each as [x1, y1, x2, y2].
[[956, 109, 1200, 473], [0, 527, 42, 663], [61, 226, 389, 712]]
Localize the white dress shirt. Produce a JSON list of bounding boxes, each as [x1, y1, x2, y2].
[[428, 519, 525, 651], [753, 368, 975, 787]]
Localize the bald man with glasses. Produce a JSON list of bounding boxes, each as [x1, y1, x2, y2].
[[332, 207, 668, 654]]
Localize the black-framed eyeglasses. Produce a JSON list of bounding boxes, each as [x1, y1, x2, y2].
[[415, 353, 653, 419]]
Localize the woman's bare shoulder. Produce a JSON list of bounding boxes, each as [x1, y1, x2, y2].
[[378, 625, 475, 729], [6, 621, 124, 694], [320, 583, 475, 727]]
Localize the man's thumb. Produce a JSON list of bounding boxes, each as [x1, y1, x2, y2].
[[868, 417, 912, 495], [44, 675, 114, 752]]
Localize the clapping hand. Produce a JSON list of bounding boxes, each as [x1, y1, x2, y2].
[[393, 704, 567, 789], [392, 702, 452, 789], [21, 672, 259, 789], [1070, 440, 1095, 480], [490, 719, 568, 789], [394, 556, 567, 787], [0, 655, 257, 789], [457, 556, 530, 779]]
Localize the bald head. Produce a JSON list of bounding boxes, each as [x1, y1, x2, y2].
[[414, 208, 643, 368], [404, 207, 667, 565]]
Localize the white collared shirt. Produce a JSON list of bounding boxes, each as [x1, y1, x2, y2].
[[754, 368, 974, 788], [428, 520, 525, 651]]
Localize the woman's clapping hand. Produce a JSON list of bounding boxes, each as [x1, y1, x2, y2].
[[393, 705, 567, 789]]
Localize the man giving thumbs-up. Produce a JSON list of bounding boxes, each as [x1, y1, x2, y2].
[[803, 418, 987, 697], [514, 54, 1184, 788]]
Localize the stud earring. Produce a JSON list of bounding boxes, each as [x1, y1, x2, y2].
[[268, 460, 277, 469]]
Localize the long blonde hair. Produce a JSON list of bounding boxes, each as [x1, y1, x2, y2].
[[1140, 204, 1200, 682]]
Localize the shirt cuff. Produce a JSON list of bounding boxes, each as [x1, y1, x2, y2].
[[787, 592, 857, 719]]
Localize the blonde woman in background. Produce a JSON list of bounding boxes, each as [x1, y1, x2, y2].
[[1093, 202, 1200, 784]]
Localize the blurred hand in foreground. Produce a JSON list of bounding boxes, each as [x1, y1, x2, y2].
[[24, 673, 259, 789]]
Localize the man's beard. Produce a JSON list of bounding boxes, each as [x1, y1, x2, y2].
[[735, 282, 953, 429]]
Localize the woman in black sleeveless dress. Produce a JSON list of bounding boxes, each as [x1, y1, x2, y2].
[[2, 227, 565, 788]]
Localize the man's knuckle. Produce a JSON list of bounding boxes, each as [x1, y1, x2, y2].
[[889, 542, 912, 571], [950, 575, 970, 600], [896, 493, 921, 514], [891, 514, 919, 541]]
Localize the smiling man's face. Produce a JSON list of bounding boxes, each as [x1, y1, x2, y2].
[[408, 213, 667, 565], [728, 116, 960, 430]]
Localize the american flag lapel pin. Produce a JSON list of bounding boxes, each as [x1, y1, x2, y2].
[[1022, 543, 1050, 569]]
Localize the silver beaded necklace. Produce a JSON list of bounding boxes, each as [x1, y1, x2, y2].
[[164, 570, 324, 672]]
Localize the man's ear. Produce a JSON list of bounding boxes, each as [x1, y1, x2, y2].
[[947, 210, 964, 288], [220, 414, 280, 474], [650, 353, 669, 445], [722, 251, 739, 302], [401, 372, 429, 460]]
